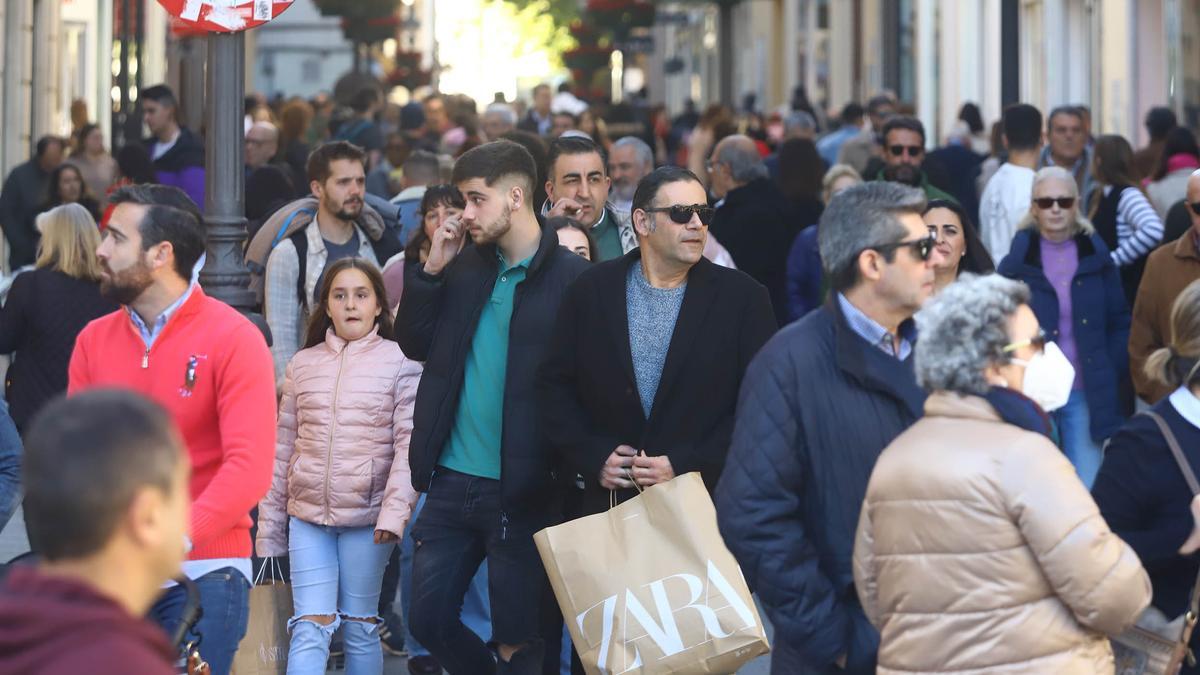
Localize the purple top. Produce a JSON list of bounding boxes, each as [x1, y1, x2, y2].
[[1040, 236, 1083, 389]]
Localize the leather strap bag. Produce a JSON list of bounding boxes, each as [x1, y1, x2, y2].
[[1111, 411, 1200, 675]]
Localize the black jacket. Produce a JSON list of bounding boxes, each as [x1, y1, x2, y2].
[[709, 178, 799, 325], [0, 160, 51, 269], [395, 219, 590, 513], [0, 268, 118, 431], [715, 299, 926, 674], [538, 251, 776, 515], [1093, 399, 1200, 673]]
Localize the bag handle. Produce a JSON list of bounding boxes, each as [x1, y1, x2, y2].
[[252, 557, 286, 586], [608, 467, 646, 510], [1144, 410, 1200, 621]]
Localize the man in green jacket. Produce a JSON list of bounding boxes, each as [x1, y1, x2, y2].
[[873, 116, 958, 204]]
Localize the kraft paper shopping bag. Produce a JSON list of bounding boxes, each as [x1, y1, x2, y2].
[[535, 473, 770, 675]]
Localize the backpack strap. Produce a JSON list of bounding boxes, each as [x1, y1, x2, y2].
[[270, 207, 316, 250], [289, 229, 310, 313]]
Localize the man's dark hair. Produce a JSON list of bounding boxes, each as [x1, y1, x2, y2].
[[35, 135, 65, 159], [840, 102, 865, 125], [532, 83, 551, 96], [1145, 106, 1178, 141], [547, 136, 606, 177], [1001, 103, 1043, 151], [24, 390, 182, 561], [867, 95, 894, 116], [1047, 105, 1084, 129], [306, 141, 366, 186], [451, 140, 538, 196], [349, 87, 380, 114], [141, 84, 178, 109], [881, 115, 926, 146], [631, 165, 703, 214], [109, 185, 206, 280], [402, 150, 441, 186]]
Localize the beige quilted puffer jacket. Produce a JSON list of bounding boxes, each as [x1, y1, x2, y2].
[[853, 392, 1151, 675], [256, 327, 421, 557]]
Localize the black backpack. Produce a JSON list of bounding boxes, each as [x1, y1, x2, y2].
[[289, 228, 403, 312]]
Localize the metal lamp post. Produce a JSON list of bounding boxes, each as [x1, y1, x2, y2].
[[199, 31, 268, 335]]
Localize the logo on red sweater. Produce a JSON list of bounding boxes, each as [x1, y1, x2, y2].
[[179, 354, 208, 397]]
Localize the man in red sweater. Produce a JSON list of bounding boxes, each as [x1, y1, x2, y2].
[[0, 390, 187, 675], [68, 185, 276, 675]]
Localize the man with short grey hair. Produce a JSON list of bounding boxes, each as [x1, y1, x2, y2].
[[482, 103, 518, 141], [708, 134, 798, 323], [391, 150, 442, 245], [608, 136, 654, 213], [717, 182, 940, 674]]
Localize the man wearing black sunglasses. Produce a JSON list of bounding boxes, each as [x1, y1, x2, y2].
[[873, 116, 957, 205], [540, 164, 776, 533], [717, 181, 938, 675], [1130, 169, 1200, 403]]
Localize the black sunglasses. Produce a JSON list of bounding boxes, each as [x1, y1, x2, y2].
[[1034, 196, 1076, 210], [643, 204, 715, 226], [888, 144, 923, 158], [872, 235, 937, 261], [1189, 202, 1200, 216]]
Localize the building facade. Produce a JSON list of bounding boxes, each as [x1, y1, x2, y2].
[[643, 0, 1200, 147]]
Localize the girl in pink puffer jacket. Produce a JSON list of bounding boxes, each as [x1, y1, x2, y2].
[[255, 257, 421, 674]]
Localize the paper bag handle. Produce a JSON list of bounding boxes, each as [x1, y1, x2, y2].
[[608, 468, 646, 510]]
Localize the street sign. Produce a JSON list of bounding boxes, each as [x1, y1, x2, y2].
[[156, 0, 294, 33], [617, 36, 655, 54]]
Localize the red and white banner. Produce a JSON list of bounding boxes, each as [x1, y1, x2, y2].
[[157, 0, 294, 33]]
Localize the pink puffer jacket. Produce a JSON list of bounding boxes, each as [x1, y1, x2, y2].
[[256, 327, 421, 557]]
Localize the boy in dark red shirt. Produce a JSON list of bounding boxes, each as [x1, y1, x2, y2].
[[0, 391, 189, 675]]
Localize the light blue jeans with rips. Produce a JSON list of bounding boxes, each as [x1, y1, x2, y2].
[[286, 517, 394, 675]]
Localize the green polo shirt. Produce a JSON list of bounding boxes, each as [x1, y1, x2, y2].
[[590, 209, 625, 262], [438, 252, 533, 479]]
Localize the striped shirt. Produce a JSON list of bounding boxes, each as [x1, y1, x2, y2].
[[1106, 186, 1164, 267]]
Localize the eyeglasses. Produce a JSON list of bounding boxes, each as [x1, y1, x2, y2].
[[1189, 202, 1200, 216], [888, 144, 923, 158], [1033, 196, 1076, 210], [871, 234, 937, 261], [643, 204, 715, 226], [1002, 328, 1048, 354]]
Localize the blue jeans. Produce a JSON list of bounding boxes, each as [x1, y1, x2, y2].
[[149, 567, 251, 675], [286, 517, 394, 675], [0, 399, 21, 533], [410, 468, 549, 674], [1052, 389, 1105, 489], [400, 493, 491, 658]]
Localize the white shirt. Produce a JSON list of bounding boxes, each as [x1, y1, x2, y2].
[[1169, 387, 1200, 429], [151, 129, 181, 161], [979, 163, 1036, 262]]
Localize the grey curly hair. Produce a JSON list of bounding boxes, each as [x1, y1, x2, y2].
[[914, 273, 1031, 394]]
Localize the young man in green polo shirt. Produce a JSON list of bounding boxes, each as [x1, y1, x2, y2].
[[396, 140, 590, 674]]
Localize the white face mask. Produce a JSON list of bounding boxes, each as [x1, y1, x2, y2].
[[1010, 341, 1076, 412]]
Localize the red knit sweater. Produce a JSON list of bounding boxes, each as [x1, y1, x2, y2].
[[68, 288, 277, 561]]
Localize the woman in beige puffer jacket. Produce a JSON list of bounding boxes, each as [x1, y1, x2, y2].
[[853, 274, 1150, 675], [255, 258, 421, 673]]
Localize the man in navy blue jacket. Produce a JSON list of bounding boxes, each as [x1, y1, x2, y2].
[[716, 181, 937, 674]]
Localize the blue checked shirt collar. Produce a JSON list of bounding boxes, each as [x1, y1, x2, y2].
[[128, 282, 197, 349], [837, 293, 913, 360]]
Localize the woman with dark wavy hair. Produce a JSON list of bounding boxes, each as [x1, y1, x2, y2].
[[922, 198, 994, 293]]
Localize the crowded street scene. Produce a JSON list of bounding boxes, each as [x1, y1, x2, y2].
[[2, 0, 1200, 673]]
